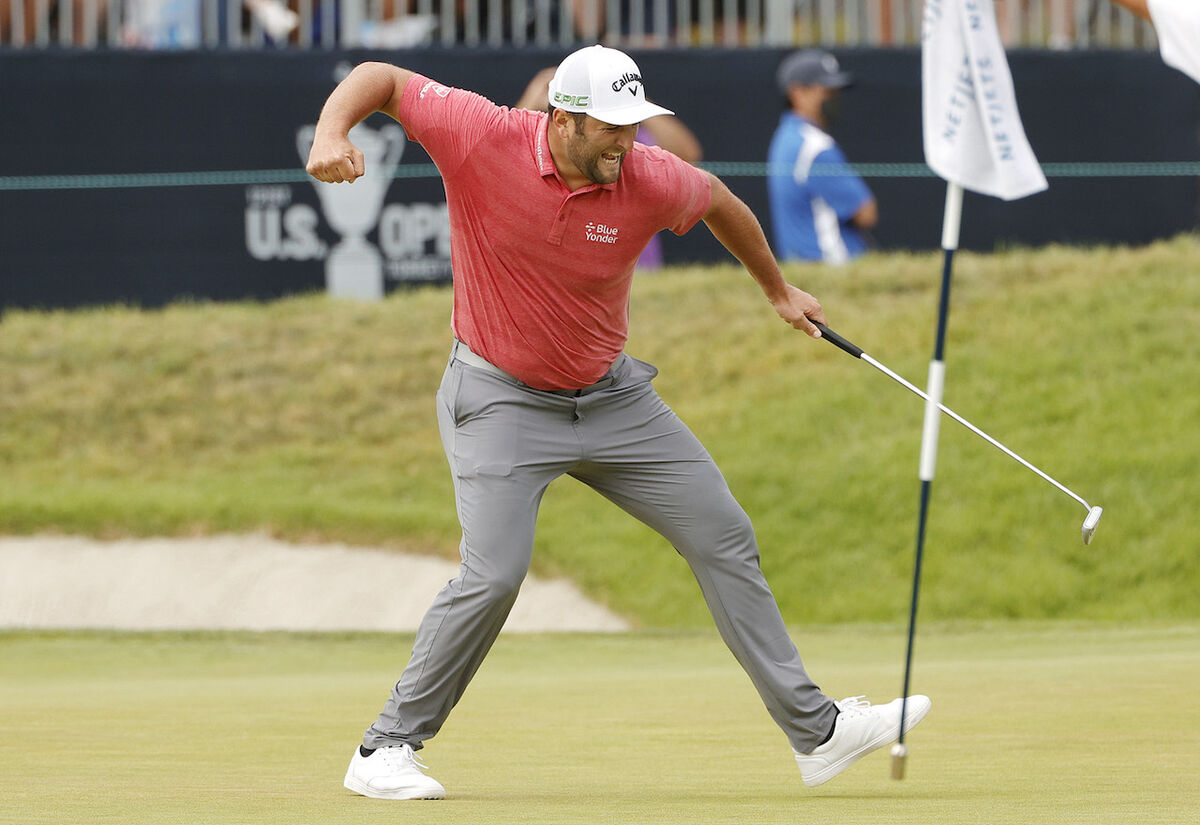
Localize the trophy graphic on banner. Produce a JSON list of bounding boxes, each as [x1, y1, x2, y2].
[[297, 122, 405, 300]]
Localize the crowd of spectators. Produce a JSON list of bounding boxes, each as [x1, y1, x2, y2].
[[0, 0, 298, 47], [1, 1, 873, 50]]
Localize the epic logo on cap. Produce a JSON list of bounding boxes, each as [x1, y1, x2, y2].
[[552, 91, 591, 107]]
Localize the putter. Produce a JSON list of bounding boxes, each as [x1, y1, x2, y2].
[[812, 322, 1103, 544]]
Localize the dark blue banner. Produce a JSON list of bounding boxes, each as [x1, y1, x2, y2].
[[1, 48, 1196, 309]]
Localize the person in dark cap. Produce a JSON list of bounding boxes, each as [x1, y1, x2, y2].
[[767, 49, 877, 264]]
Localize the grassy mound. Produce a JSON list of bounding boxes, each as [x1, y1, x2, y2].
[[2, 237, 1196, 625]]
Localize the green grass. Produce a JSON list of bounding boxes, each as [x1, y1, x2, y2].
[[2, 624, 1198, 824], [2, 238, 1198, 625]]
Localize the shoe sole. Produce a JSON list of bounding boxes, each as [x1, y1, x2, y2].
[[344, 773, 446, 800], [802, 699, 932, 788]]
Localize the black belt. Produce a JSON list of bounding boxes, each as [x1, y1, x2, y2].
[[451, 340, 617, 397]]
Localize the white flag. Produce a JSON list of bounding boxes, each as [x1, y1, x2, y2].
[[922, 0, 1047, 201], [1149, 0, 1200, 84]]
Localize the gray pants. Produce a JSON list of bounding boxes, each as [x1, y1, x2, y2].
[[364, 345, 837, 754]]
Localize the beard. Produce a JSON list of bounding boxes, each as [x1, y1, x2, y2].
[[567, 136, 625, 185]]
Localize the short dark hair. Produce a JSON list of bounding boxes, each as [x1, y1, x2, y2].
[[550, 107, 588, 129]]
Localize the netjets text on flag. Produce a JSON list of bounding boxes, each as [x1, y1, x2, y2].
[[922, 0, 1048, 201]]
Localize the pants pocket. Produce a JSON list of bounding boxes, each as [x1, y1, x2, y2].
[[447, 367, 517, 478]]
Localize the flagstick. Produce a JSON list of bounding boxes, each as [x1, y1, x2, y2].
[[892, 181, 963, 781]]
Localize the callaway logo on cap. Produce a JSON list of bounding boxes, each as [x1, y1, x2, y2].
[[547, 45, 674, 126]]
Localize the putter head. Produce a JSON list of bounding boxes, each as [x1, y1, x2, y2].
[[1082, 506, 1103, 545]]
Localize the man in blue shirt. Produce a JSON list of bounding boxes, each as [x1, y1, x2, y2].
[[768, 50, 878, 264]]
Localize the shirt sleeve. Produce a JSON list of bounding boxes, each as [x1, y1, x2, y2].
[[807, 143, 872, 221], [1148, 0, 1200, 84], [397, 74, 507, 178], [639, 145, 712, 236]]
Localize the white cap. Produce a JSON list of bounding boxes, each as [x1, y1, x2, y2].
[[547, 45, 674, 126]]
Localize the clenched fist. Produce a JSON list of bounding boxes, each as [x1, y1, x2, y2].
[[306, 133, 366, 184]]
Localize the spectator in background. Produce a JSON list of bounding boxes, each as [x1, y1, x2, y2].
[[121, 0, 202, 46], [516, 65, 703, 270], [1108, 0, 1200, 83], [1, 0, 112, 45], [568, 0, 676, 46], [119, 0, 296, 47], [767, 49, 876, 265], [245, 0, 298, 39]]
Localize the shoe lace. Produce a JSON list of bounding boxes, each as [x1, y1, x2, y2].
[[835, 695, 872, 718], [379, 744, 431, 772]]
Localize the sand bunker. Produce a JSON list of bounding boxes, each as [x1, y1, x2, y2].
[[0, 534, 629, 633]]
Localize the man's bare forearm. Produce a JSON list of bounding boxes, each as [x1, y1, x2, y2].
[[701, 173, 826, 335], [702, 174, 789, 301], [307, 63, 414, 184], [314, 62, 413, 138]]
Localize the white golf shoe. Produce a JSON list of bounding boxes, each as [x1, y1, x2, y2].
[[343, 744, 447, 800], [793, 695, 932, 787]]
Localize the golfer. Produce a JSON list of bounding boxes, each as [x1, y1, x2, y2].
[[305, 45, 930, 800]]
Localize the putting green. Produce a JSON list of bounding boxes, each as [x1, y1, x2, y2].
[[2, 623, 1197, 824]]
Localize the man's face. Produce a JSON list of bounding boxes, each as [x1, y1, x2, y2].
[[788, 84, 840, 128], [563, 115, 639, 185]]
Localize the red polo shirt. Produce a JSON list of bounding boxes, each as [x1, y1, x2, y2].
[[398, 75, 712, 390]]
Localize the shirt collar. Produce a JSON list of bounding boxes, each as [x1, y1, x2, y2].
[[534, 115, 556, 177]]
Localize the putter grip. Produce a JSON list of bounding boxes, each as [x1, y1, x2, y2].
[[812, 322, 864, 359]]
